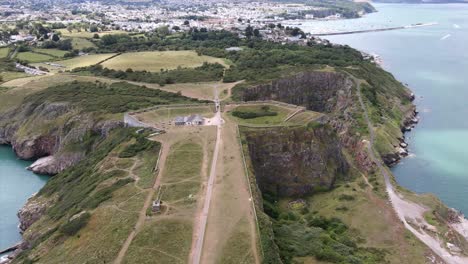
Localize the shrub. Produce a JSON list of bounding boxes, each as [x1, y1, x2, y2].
[[338, 194, 355, 201], [85, 178, 135, 209], [60, 212, 91, 236], [119, 137, 159, 158], [232, 110, 277, 119]]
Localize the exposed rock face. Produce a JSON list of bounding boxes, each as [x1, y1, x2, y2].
[[240, 71, 354, 113], [238, 70, 416, 170], [17, 195, 51, 232], [244, 125, 349, 197], [12, 135, 59, 160], [0, 101, 124, 175], [27, 153, 85, 175]]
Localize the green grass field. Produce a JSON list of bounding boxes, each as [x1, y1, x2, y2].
[[123, 140, 205, 263], [229, 104, 294, 126], [33, 53, 117, 72], [70, 37, 96, 49], [122, 219, 193, 264], [0, 47, 10, 58], [57, 29, 128, 39], [0, 71, 29, 83], [101, 51, 228, 72], [16, 51, 55, 63], [33, 48, 68, 58]]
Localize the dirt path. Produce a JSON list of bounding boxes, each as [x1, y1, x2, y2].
[[355, 79, 468, 264], [113, 143, 169, 264]]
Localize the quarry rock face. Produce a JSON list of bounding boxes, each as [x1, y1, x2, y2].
[[240, 71, 354, 113], [244, 125, 349, 197]]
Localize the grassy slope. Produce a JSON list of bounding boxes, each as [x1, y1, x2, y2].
[[123, 135, 209, 263], [33, 53, 117, 72], [33, 48, 68, 58], [15, 129, 160, 263], [16, 52, 55, 63], [101, 51, 227, 72], [0, 47, 10, 58]]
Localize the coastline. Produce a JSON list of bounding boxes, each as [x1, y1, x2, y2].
[[0, 145, 48, 264]]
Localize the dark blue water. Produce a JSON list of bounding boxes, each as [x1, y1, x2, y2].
[[295, 4, 468, 214], [0, 145, 48, 254]]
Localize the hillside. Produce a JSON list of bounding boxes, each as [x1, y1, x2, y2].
[[1, 29, 467, 264]]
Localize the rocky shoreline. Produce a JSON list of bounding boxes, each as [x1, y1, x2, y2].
[[382, 92, 419, 167]]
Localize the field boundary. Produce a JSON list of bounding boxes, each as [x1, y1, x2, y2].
[[235, 124, 264, 261], [224, 99, 306, 111], [97, 52, 122, 65], [128, 103, 216, 115]]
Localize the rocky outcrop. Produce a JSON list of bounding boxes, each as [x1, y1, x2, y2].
[[12, 135, 59, 160], [240, 71, 354, 113], [27, 153, 85, 175], [237, 70, 416, 170], [0, 101, 124, 175], [17, 195, 52, 232], [244, 125, 349, 197]]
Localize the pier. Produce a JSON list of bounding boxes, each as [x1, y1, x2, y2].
[[312, 22, 438, 36]]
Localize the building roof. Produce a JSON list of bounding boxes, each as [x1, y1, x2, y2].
[[187, 114, 203, 123], [174, 116, 186, 123], [174, 114, 203, 124]]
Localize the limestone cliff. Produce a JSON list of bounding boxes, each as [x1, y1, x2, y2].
[[235, 69, 415, 168], [243, 124, 349, 197], [239, 71, 353, 113], [0, 101, 123, 175]]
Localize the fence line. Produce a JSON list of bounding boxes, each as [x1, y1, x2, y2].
[[236, 124, 264, 260]]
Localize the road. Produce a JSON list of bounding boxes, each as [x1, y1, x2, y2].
[[190, 84, 223, 264], [355, 79, 468, 264]]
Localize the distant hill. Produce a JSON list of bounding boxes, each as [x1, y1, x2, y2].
[[373, 0, 468, 3]]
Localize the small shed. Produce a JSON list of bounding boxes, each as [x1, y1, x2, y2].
[[152, 200, 161, 212]]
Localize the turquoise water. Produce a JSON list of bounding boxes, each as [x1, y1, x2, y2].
[[294, 4, 468, 214], [0, 146, 48, 253]]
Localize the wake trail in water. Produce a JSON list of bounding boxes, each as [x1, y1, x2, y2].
[[440, 34, 451, 40]]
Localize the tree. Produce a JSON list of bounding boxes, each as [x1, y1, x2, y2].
[[93, 33, 100, 39], [89, 25, 99, 32], [183, 20, 190, 26], [156, 26, 170, 36], [172, 26, 180, 31], [52, 34, 60, 42], [245, 25, 253, 38], [253, 29, 260, 38]]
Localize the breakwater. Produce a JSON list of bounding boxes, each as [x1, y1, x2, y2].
[[312, 22, 437, 36]]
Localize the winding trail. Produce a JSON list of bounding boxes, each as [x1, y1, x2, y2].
[[113, 145, 167, 264], [355, 79, 468, 264]]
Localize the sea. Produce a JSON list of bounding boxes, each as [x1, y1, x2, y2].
[[290, 4, 468, 214], [0, 145, 48, 256]]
